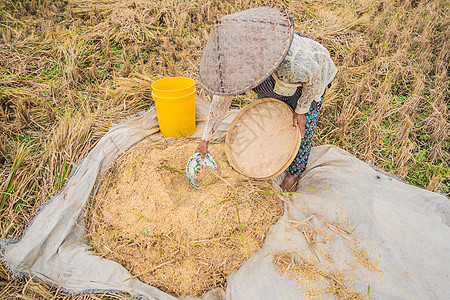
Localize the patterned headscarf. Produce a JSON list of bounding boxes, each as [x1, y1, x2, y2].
[[272, 34, 304, 96]]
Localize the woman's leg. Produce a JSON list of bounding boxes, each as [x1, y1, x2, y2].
[[281, 92, 326, 191]]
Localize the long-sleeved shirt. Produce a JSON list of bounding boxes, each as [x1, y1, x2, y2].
[[201, 33, 337, 141]]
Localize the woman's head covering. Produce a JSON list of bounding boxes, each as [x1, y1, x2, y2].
[[198, 7, 294, 96], [272, 34, 305, 97]]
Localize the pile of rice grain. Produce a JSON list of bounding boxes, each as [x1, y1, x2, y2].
[[87, 139, 283, 297]]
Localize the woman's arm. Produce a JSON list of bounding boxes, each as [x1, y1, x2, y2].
[[202, 95, 233, 141], [196, 95, 233, 158], [294, 62, 322, 115]]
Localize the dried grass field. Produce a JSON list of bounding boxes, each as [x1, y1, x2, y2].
[[0, 0, 449, 298]]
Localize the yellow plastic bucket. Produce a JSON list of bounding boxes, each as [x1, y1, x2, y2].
[[151, 77, 196, 138], [151, 77, 195, 97]]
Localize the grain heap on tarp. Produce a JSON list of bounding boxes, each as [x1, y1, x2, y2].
[[86, 139, 284, 297]]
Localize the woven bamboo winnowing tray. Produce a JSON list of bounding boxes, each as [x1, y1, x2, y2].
[[225, 98, 301, 179]]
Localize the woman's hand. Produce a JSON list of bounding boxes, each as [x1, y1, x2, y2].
[[195, 140, 210, 159], [293, 112, 306, 138]]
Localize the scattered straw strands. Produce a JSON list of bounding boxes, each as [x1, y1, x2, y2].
[[273, 210, 381, 299]]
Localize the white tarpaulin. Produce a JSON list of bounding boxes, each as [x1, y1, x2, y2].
[[1, 96, 449, 299]]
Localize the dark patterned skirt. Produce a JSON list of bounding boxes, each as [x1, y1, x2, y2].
[[287, 92, 325, 176]]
